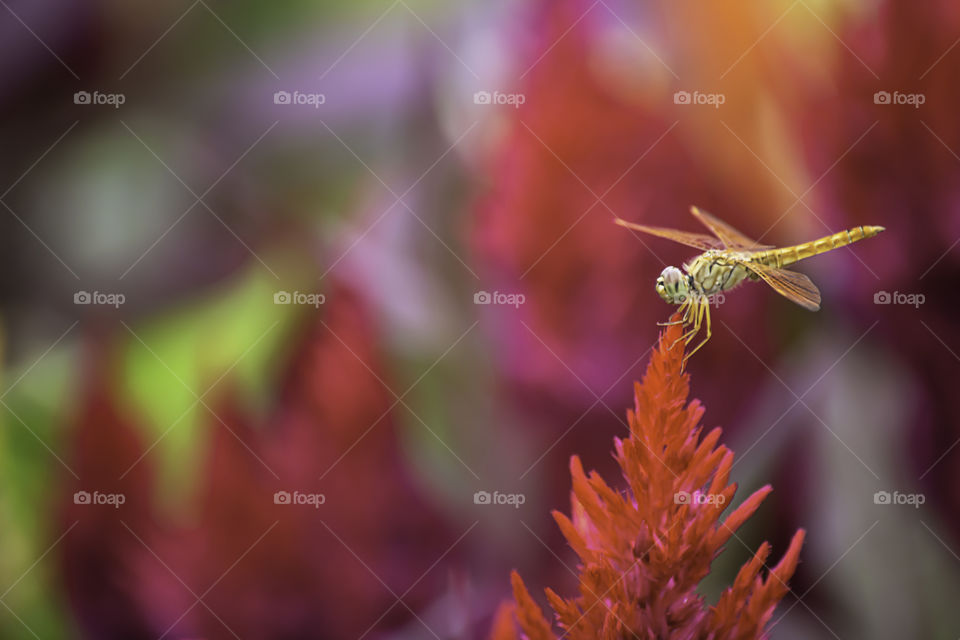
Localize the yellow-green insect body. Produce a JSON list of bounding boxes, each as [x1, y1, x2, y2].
[[685, 251, 754, 296], [620, 207, 885, 364]]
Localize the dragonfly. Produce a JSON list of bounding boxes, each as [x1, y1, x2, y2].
[[615, 206, 885, 361]]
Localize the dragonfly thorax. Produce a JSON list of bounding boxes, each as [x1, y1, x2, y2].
[[685, 252, 752, 296]]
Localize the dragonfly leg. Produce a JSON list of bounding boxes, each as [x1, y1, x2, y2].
[[677, 330, 698, 352], [657, 317, 685, 327], [683, 299, 704, 344], [677, 301, 702, 372], [684, 300, 713, 364], [667, 300, 694, 349], [659, 299, 689, 327], [670, 328, 692, 350], [675, 315, 700, 352]]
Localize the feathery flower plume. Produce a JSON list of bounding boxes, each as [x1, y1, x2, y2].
[[494, 318, 805, 639]]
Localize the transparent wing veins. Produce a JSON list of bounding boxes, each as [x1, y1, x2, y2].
[[614, 217, 725, 251], [747, 262, 822, 311], [690, 206, 774, 251]]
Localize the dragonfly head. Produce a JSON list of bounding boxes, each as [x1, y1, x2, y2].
[[656, 266, 690, 304]]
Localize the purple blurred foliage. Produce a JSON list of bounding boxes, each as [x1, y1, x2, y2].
[[817, 0, 960, 541]]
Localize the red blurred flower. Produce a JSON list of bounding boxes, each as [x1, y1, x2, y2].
[[59, 341, 158, 639], [815, 0, 960, 541], [470, 0, 785, 440], [58, 285, 452, 638]]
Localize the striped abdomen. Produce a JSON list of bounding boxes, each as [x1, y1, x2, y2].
[[752, 225, 885, 269]]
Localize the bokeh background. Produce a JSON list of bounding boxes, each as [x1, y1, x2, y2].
[[2, 0, 960, 637]]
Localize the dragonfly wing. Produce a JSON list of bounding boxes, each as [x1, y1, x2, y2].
[[690, 206, 774, 250], [614, 218, 724, 251], [747, 262, 821, 311]]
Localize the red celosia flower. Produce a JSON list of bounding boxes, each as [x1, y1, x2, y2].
[[493, 318, 805, 639]]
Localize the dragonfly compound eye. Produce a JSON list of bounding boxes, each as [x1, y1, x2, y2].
[[657, 267, 688, 303], [660, 267, 684, 287]]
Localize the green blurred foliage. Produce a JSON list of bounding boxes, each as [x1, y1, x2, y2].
[[120, 267, 296, 510]]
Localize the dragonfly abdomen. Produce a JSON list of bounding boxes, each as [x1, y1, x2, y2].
[[753, 225, 885, 269]]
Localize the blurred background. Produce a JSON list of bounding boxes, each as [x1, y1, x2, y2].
[[1, 0, 959, 637]]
